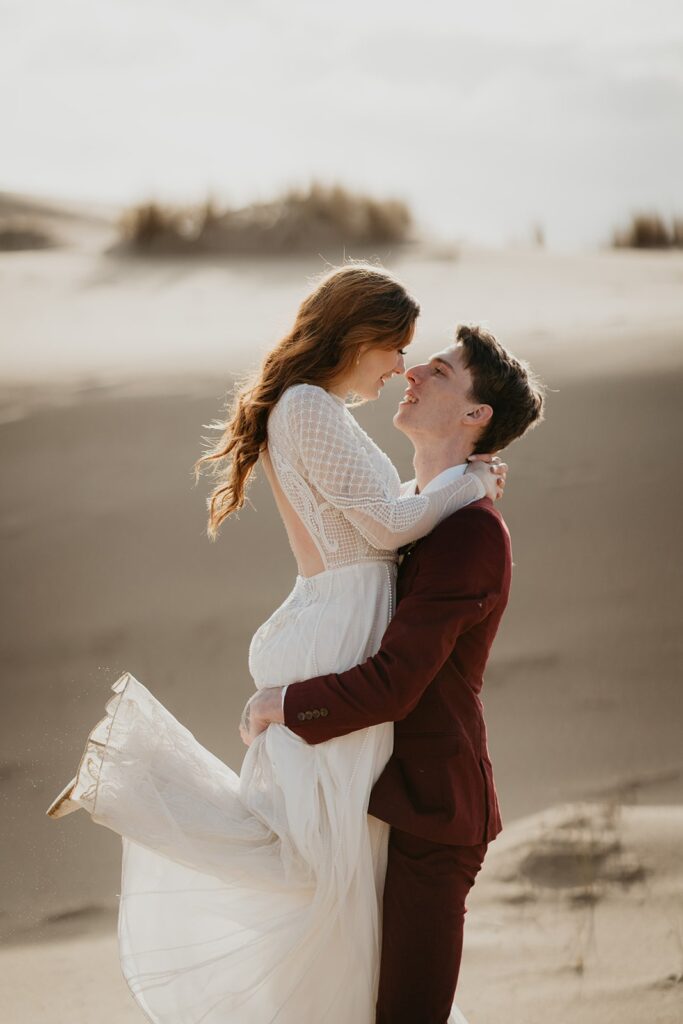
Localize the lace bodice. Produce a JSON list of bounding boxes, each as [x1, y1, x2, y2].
[[266, 384, 486, 571]]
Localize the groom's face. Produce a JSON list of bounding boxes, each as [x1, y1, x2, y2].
[[393, 343, 478, 442]]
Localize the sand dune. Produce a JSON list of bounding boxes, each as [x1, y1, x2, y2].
[[1, 195, 682, 1021], [2, 804, 681, 1024], [456, 804, 683, 1024], [0, 190, 117, 253], [2, 190, 683, 384]]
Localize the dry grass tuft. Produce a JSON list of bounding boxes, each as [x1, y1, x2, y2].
[[117, 184, 414, 257], [612, 212, 683, 250], [0, 219, 56, 251]]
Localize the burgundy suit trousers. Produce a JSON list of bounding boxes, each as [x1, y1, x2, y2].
[[375, 828, 487, 1024]]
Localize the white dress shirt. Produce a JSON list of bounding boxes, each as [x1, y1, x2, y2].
[[405, 462, 468, 496]]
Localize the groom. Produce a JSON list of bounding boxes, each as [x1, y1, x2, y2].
[[243, 324, 544, 1023]]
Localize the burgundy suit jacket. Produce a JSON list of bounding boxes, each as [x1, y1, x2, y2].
[[283, 498, 511, 846]]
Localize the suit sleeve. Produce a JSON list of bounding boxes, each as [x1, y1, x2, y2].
[[283, 508, 507, 744]]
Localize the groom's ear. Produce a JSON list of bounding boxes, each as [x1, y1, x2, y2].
[[465, 404, 493, 427]]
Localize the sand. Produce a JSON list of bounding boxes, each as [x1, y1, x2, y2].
[[2, 804, 682, 1024], [1, 194, 682, 1021]]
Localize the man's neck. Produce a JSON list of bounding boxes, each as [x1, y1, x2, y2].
[[413, 439, 473, 493]]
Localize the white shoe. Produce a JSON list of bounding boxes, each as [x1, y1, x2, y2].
[[46, 776, 81, 819]]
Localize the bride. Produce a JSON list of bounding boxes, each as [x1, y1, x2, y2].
[[47, 263, 503, 1023]]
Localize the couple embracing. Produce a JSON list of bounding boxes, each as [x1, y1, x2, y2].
[[47, 264, 544, 1024]]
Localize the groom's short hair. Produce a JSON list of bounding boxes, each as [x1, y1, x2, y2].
[[457, 324, 545, 453]]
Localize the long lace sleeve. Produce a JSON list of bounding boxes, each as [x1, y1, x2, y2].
[[284, 384, 486, 551]]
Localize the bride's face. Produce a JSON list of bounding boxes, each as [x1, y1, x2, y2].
[[336, 342, 409, 401]]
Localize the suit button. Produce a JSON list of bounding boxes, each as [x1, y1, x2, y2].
[[297, 712, 306, 722], [312, 709, 321, 719], [320, 708, 329, 717], [304, 711, 313, 720]]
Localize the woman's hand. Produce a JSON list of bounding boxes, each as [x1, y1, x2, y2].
[[238, 698, 257, 747], [465, 454, 507, 501], [239, 689, 285, 746]]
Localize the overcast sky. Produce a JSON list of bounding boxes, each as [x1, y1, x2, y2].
[[2, 0, 682, 247]]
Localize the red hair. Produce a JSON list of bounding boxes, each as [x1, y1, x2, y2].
[[195, 263, 419, 538]]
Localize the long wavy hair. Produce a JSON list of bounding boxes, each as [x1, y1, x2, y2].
[[195, 263, 420, 538]]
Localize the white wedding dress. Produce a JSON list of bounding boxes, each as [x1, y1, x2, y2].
[[49, 384, 484, 1023]]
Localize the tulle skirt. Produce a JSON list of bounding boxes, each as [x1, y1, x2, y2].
[[67, 560, 398, 1022]]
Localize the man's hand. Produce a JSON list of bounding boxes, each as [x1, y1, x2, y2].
[[239, 687, 285, 747]]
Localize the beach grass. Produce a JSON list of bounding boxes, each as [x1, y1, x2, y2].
[[117, 183, 414, 257], [611, 212, 683, 249]]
